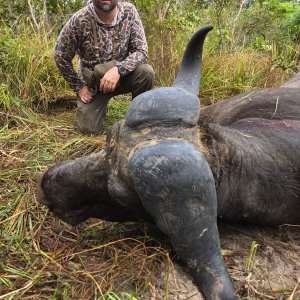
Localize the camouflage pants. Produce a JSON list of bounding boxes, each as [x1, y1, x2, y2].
[[77, 64, 155, 134]]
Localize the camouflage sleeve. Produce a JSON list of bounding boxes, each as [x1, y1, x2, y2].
[[116, 5, 148, 75], [54, 16, 85, 92]]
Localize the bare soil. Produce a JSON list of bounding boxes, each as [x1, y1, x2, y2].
[[147, 224, 300, 300]]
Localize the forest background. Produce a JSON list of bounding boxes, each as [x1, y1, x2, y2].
[[1, 0, 300, 109], [0, 0, 300, 299]]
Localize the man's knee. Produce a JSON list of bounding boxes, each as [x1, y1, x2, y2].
[[129, 64, 155, 98], [135, 64, 155, 84]]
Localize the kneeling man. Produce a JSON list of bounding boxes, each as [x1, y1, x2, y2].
[[54, 0, 154, 134]]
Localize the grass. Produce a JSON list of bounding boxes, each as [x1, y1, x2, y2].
[[200, 50, 293, 106], [2, 97, 300, 299], [0, 102, 173, 300], [104, 96, 131, 132], [104, 292, 140, 300], [1, 21, 295, 113], [0, 24, 72, 111], [245, 241, 259, 271], [1, 20, 299, 300]]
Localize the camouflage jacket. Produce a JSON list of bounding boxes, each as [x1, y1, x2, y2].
[[54, 2, 148, 92]]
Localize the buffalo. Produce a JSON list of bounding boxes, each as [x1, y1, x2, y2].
[[39, 26, 300, 300]]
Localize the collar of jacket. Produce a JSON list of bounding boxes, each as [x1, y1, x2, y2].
[[87, 0, 124, 27]]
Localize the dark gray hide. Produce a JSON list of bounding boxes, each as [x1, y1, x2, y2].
[[39, 26, 300, 300]]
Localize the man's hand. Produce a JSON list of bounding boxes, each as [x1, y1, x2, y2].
[[78, 86, 93, 103], [100, 66, 120, 93]]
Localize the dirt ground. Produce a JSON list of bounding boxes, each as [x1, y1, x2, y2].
[[146, 223, 300, 300]]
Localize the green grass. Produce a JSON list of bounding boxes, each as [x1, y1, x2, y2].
[[1, 21, 296, 112], [245, 241, 259, 271], [200, 50, 294, 106], [0, 24, 72, 111], [104, 96, 131, 132], [103, 292, 140, 300]]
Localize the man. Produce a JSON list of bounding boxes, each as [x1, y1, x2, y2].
[[54, 0, 154, 134]]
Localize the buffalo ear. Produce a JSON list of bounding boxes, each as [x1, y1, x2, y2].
[[37, 170, 52, 208]]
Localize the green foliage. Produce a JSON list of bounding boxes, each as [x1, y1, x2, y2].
[[0, 22, 71, 111], [245, 241, 259, 271], [262, 0, 300, 42], [104, 291, 140, 300], [104, 96, 131, 132], [0, 0, 299, 111], [271, 41, 299, 71], [0, 0, 85, 25], [132, 0, 215, 85]]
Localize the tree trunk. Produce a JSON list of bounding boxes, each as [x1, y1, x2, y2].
[[28, 0, 39, 31], [6, 0, 14, 18], [42, 0, 49, 30]]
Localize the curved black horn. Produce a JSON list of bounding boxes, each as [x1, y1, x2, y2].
[[172, 25, 213, 95]]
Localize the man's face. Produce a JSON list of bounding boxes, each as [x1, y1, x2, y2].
[[93, 0, 118, 12]]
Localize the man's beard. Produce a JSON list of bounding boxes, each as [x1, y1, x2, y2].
[[94, 1, 117, 12]]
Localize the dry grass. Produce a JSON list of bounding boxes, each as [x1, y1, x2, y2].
[[148, 37, 292, 107], [1, 74, 299, 299], [1, 98, 299, 300], [200, 50, 292, 106], [0, 101, 174, 299]]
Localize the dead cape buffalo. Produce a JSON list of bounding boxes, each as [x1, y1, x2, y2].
[[39, 26, 300, 300]]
